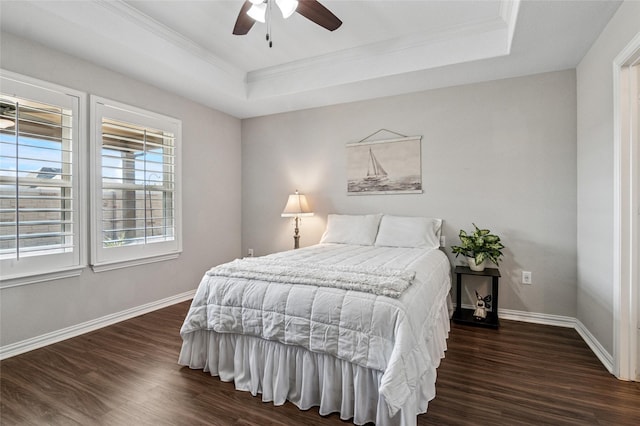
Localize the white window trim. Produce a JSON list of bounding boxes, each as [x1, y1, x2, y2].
[[0, 266, 85, 289], [0, 70, 87, 288], [89, 95, 182, 271]]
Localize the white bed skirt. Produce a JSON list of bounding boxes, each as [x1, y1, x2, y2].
[[179, 302, 450, 426]]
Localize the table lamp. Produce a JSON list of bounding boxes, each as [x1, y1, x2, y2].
[[281, 190, 313, 249]]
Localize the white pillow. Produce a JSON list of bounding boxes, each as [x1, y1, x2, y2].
[[374, 215, 442, 249], [320, 214, 382, 246]]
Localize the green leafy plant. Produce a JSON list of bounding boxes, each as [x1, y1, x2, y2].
[[451, 224, 505, 266]]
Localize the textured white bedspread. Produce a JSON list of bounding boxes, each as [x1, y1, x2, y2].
[[206, 256, 416, 297], [180, 244, 451, 416]]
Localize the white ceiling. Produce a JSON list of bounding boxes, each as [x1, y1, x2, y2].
[[0, 0, 622, 118]]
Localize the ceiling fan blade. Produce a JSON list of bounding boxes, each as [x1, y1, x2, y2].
[[296, 0, 342, 31], [233, 1, 256, 35]]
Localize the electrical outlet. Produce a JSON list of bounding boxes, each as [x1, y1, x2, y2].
[[247, 248, 254, 257], [522, 271, 532, 285], [440, 235, 446, 247]]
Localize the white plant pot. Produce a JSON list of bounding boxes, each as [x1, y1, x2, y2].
[[467, 257, 487, 272]]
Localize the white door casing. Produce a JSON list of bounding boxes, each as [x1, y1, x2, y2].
[[636, 63, 640, 382], [613, 32, 640, 382]]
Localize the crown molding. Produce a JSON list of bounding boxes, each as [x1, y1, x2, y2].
[[246, 18, 510, 99], [245, 0, 520, 97], [95, 0, 244, 80], [248, 17, 507, 84], [500, 0, 521, 52], [24, 0, 246, 101], [30, 0, 519, 104]]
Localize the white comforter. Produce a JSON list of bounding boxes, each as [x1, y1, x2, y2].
[[180, 244, 451, 416], [206, 256, 416, 297]]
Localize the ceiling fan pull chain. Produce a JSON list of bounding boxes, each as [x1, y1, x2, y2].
[[232, 0, 342, 37], [267, 0, 273, 47]]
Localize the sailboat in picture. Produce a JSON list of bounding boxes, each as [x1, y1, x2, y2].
[[346, 135, 422, 194], [365, 148, 388, 182]]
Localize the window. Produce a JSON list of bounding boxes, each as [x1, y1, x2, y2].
[[0, 72, 85, 285], [90, 96, 181, 271]]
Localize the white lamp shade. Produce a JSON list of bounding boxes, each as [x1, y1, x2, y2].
[[281, 191, 313, 217], [247, 3, 267, 23], [276, 0, 298, 19]]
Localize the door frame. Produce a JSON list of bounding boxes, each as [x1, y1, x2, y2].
[[613, 32, 640, 381]]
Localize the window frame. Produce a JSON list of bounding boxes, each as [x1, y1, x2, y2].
[[89, 95, 182, 272], [0, 70, 86, 287]]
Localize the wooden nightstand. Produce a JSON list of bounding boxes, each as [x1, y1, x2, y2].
[[452, 265, 500, 328]]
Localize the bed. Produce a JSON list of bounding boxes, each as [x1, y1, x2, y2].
[[179, 214, 452, 426]]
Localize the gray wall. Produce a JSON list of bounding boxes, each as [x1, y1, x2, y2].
[[576, 0, 640, 356], [0, 33, 242, 347], [242, 70, 578, 317]]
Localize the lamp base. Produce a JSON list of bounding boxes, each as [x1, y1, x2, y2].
[[293, 216, 301, 249]]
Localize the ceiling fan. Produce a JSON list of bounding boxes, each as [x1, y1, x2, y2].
[[233, 0, 342, 46]]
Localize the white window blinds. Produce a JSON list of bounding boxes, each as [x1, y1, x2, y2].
[[100, 118, 175, 246], [90, 96, 181, 270], [0, 73, 83, 284]]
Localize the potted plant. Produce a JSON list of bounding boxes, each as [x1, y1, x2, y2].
[[451, 224, 505, 271]]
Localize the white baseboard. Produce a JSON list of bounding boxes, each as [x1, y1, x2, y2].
[[0, 290, 195, 360], [574, 319, 614, 374], [458, 304, 613, 373], [498, 307, 576, 328], [4, 297, 615, 376]]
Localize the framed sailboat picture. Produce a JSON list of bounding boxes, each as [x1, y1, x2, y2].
[[346, 135, 422, 195]]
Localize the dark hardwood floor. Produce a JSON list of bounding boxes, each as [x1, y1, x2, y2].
[[1, 301, 639, 425]]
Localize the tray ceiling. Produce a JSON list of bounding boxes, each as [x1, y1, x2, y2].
[[0, 1, 622, 118]]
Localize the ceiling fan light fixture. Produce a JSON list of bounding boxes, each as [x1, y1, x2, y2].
[[247, 3, 267, 23], [233, 0, 341, 38], [276, 0, 298, 19]]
